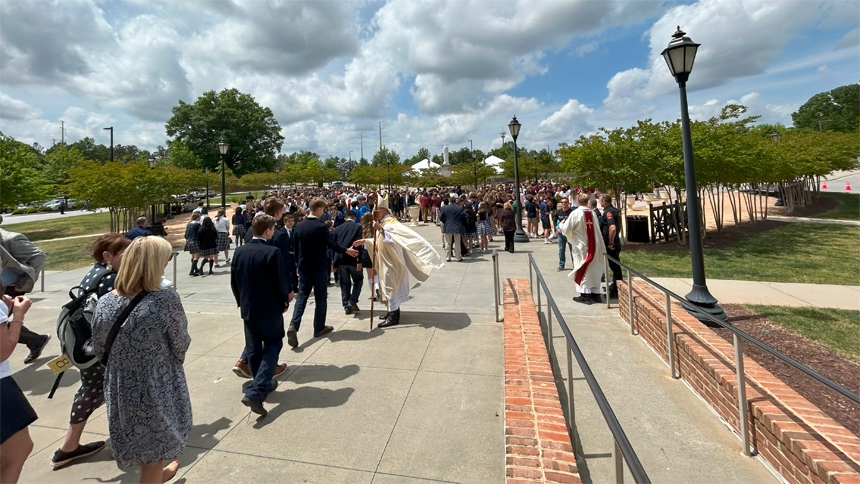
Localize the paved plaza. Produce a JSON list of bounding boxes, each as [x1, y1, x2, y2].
[[13, 222, 778, 483]]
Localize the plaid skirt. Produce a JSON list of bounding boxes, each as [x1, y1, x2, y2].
[[200, 248, 219, 257], [216, 231, 230, 251], [465, 232, 477, 239], [478, 219, 493, 236], [184, 240, 200, 254], [232, 225, 246, 237]]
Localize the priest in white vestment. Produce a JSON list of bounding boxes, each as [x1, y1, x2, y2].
[[357, 204, 444, 327], [559, 192, 606, 304]]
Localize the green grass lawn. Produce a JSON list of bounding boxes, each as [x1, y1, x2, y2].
[[40, 235, 100, 271], [812, 192, 859, 221], [8, 211, 111, 242], [622, 223, 860, 285], [743, 304, 860, 361]]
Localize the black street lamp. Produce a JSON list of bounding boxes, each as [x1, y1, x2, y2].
[[469, 139, 477, 190], [508, 116, 529, 243], [103, 127, 113, 162], [661, 27, 726, 323], [218, 139, 229, 208], [204, 167, 211, 210], [770, 130, 781, 142], [148, 155, 157, 225]]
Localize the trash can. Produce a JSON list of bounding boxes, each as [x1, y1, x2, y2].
[[626, 215, 649, 243]]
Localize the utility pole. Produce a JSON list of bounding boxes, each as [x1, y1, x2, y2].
[[378, 122, 383, 152], [60, 121, 65, 144], [360, 133, 364, 160], [103, 126, 113, 162]]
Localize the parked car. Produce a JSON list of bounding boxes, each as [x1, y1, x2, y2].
[[42, 199, 63, 211]]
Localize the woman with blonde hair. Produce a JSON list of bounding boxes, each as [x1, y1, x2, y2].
[[92, 237, 191, 484]]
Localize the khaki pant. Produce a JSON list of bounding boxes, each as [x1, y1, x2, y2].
[[445, 233, 462, 260]]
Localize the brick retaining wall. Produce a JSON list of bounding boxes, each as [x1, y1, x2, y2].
[[619, 279, 860, 484], [503, 278, 582, 484]]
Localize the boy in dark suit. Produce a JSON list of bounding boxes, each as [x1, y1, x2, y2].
[[233, 198, 295, 379], [287, 198, 358, 348], [231, 215, 292, 417], [332, 210, 364, 314]]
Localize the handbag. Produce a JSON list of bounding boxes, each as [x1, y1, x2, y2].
[[99, 291, 149, 366]]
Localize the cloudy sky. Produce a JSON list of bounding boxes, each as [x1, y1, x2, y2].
[[1, 0, 857, 161]]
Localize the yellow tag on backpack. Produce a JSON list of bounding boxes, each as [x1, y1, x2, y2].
[[47, 354, 72, 375]]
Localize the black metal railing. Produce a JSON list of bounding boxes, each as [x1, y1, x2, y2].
[[526, 253, 651, 484], [603, 253, 860, 457]]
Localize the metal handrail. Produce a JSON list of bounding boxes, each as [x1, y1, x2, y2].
[[606, 254, 860, 405], [606, 252, 858, 458], [527, 253, 651, 484]]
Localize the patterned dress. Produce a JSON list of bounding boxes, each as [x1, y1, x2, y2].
[[92, 290, 192, 468]]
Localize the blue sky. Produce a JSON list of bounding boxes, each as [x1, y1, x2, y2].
[[1, 0, 857, 161]]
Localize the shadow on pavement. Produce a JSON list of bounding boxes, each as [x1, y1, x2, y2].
[[254, 386, 355, 429]]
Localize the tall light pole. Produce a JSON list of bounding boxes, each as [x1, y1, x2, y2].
[[771, 130, 784, 207], [385, 146, 391, 195], [148, 156, 157, 225], [508, 116, 529, 243], [103, 127, 113, 162], [218, 139, 229, 208], [469, 140, 477, 190], [661, 27, 726, 323], [204, 167, 210, 210]]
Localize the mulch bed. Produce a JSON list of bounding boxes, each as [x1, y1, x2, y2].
[[714, 304, 859, 436]]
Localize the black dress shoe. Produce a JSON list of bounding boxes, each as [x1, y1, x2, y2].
[[24, 335, 50, 364], [572, 295, 592, 305], [313, 326, 334, 338], [287, 325, 298, 348], [378, 309, 400, 328], [241, 397, 267, 417], [349, 303, 360, 312], [377, 312, 389, 320], [590, 293, 602, 303], [344, 306, 354, 315]]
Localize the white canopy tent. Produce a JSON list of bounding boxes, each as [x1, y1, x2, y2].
[[410, 159, 440, 172], [484, 155, 505, 174]]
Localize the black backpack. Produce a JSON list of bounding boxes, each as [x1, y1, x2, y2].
[[56, 271, 114, 369]]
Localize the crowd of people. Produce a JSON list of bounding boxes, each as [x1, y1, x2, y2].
[[0, 179, 626, 483]]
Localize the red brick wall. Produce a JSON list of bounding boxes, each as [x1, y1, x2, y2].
[[504, 278, 582, 484], [618, 279, 860, 484]]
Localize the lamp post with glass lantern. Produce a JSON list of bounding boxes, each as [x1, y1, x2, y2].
[[218, 139, 229, 208], [469, 139, 477, 190], [508, 116, 529, 243], [661, 27, 726, 323], [771, 130, 785, 206], [204, 167, 211, 210], [148, 156, 157, 226]]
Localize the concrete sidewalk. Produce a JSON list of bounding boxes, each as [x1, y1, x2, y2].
[[15, 222, 777, 483], [650, 278, 860, 310]]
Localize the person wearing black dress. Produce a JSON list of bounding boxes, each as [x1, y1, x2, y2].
[[197, 217, 218, 275]]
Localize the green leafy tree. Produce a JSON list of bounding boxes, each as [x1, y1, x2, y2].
[[371, 147, 400, 166], [165, 88, 284, 175], [164, 141, 203, 169], [792, 84, 859, 132], [42, 145, 86, 186], [406, 147, 431, 165], [65, 161, 198, 231], [68, 137, 112, 162], [0, 133, 49, 206]]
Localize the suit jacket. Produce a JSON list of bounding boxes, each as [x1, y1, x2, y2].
[[292, 216, 348, 275], [230, 239, 291, 324], [332, 220, 363, 267], [440, 203, 466, 235]]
